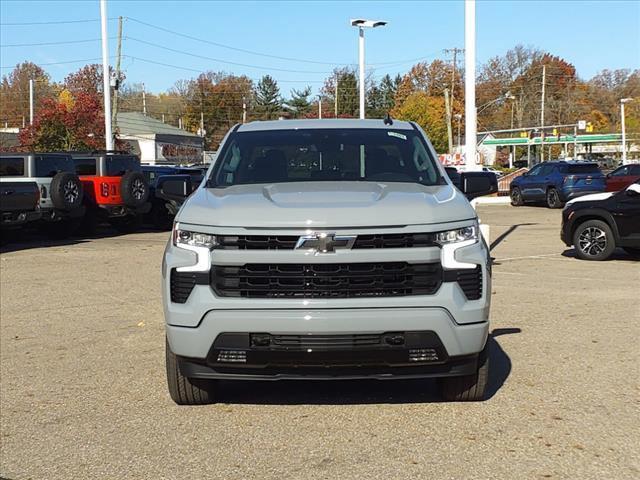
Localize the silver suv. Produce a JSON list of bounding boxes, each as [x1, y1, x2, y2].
[[161, 119, 496, 404]]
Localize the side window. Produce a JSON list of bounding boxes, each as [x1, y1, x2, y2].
[[538, 165, 555, 177], [611, 166, 629, 177], [74, 158, 97, 175], [35, 155, 74, 177], [631, 165, 640, 175], [0, 157, 25, 176], [527, 164, 542, 177]]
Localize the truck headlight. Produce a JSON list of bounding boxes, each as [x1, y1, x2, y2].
[[438, 222, 479, 269], [436, 224, 478, 245], [173, 223, 216, 272], [173, 227, 217, 249]]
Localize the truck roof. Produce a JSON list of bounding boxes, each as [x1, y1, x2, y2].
[[236, 118, 415, 132]]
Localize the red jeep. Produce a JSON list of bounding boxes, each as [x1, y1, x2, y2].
[[71, 152, 150, 232]]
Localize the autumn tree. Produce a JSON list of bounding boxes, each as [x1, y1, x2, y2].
[[18, 92, 107, 151], [393, 92, 448, 152], [64, 64, 105, 97], [321, 67, 359, 117], [0, 62, 57, 128], [182, 72, 253, 148]]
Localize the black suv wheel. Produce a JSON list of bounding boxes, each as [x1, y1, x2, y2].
[[510, 187, 524, 206], [546, 188, 563, 209], [573, 219, 616, 261]]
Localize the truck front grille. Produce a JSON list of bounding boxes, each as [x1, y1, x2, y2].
[[217, 233, 437, 250], [212, 262, 442, 298]]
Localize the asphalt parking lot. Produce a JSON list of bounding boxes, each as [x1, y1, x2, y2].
[[1, 205, 638, 480]]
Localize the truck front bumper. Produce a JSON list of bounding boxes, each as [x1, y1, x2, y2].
[[166, 307, 489, 380]]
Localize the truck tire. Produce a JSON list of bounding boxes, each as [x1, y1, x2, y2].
[[439, 342, 489, 401], [166, 338, 216, 405], [573, 219, 616, 261], [120, 172, 149, 208], [546, 187, 563, 209], [50, 172, 83, 210]]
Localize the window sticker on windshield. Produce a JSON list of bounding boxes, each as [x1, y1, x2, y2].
[[387, 131, 407, 140]]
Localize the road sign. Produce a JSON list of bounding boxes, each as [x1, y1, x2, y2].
[[578, 120, 586, 130]]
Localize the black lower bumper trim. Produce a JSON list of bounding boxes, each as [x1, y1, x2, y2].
[[178, 354, 479, 380], [176, 331, 479, 380]]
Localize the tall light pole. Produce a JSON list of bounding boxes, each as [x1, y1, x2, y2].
[[351, 19, 387, 120], [100, 0, 113, 150], [621, 98, 633, 165], [464, 0, 479, 171]]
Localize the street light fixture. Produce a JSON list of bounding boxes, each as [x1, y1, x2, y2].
[[350, 18, 387, 119], [621, 97, 633, 165]]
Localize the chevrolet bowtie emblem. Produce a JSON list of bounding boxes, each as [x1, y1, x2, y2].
[[295, 233, 356, 254]]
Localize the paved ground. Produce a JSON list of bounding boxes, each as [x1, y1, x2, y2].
[[1, 205, 638, 480]]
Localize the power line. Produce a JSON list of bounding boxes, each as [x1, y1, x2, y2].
[[125, 17, 353, 67], [1, 37, 116, 48], [0, 57, 115, 69], [0, 18, 116, 26], [125, 37, 334, 74]]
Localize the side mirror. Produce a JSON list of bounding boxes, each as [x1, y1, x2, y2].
[[157, 175, 193, 203], [460, 171, 498, 200], [606, 173, 611, 178]]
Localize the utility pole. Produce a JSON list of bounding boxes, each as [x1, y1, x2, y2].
[[464, 0, 478, 171], [334, 74, 338, 117], [29, 79, 34, 125], [242, 96, 247, 123], [444, 88, 453, 154], [444, 47, 464, 148], [142, 83, 147, 115], [318, 95, 322, 119], [621, 98, 633, 164], [111, 15, 123, 136], [178, 117, 183, 129], [540, 64, 546, 162], [100, 0, 113, 151]]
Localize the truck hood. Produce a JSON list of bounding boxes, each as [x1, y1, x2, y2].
[[177, 181, 476, 228]]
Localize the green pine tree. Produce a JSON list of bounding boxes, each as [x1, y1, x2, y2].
[[255, 75, 282, 120]]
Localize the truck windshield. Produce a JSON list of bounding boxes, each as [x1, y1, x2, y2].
[[210, 128, 442, 187]]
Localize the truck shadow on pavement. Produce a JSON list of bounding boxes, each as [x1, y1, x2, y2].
[[215, 328, 520, 405]]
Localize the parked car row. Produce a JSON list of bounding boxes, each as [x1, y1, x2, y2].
[[509, 160, 640, 209], [0, 151, 205, 238]]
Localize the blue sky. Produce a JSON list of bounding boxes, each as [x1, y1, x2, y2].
[[1, 0, 638, 96]]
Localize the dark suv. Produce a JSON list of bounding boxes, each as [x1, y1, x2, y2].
[[510, 161, 605, 208], [141, 165, 205, 229], [561, 181, 640, 260]]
